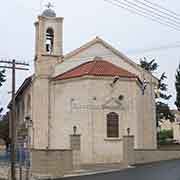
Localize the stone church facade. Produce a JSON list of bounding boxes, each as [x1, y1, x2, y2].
[[12, 7, 157, 167]]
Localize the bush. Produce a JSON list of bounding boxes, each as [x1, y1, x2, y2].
[[158, 129, 173, 144]]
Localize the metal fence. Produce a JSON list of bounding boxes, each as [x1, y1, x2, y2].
[[0, 148, 29, 167]]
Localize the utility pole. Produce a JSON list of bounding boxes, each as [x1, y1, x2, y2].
[[0, 60, 29, 180]]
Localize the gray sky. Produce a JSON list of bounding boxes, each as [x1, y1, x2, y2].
[[0, 0, 180, 112]]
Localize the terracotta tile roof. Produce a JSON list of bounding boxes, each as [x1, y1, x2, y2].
[[53, 59, 138, 81]]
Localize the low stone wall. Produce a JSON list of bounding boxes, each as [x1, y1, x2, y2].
[[123, 136, 180, 165], [158, 144, 180, 150], [134, 149, 180, 164], [31, 149, 73, 177]]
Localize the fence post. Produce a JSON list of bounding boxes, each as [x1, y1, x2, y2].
[[70, 135, 81, 170], [123, 136, 135, 166]]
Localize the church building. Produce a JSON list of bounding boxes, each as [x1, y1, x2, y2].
[[12, 6, 157, 168]]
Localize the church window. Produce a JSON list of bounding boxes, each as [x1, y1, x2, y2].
[[46, 28, 54, 54], [107, 112, 119, 138]]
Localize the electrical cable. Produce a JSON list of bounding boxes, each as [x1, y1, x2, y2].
[[103, 0, 180, 31]]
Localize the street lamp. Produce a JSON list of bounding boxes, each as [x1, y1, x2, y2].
[[73, 126, 77, 135], [127, 128, 130, 136]]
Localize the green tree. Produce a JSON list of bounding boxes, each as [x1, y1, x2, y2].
[[0, 113, 10, 148], [140, 57, 174, 127], [158, 129, 173, 144], [156, 73, 174, 125], [140, 57, 158, 72], [175, 63, 180, 110]]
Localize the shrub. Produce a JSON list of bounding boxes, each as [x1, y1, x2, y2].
[[158, 129, 173, 144]]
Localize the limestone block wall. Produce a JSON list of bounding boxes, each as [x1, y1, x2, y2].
[[123, 136, 135, 165], [35, 16, 63, 57], [63, 42, 141, 77], [134, 149, 180, 164], [87, 79, 133, 164], [123, 136, 180, 165], [60, 41, 157, 150], [32, 78, 49, 149], [51, 78, 142, 164], [141, 72, 157, 149], [31, 149, 73, 177], [35, 55, 59, 76], [70, 135, 81, 169]]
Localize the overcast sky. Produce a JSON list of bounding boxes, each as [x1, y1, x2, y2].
[[0, 0, 180, 112]]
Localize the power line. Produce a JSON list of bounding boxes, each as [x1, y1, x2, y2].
[[142, 0, 180, 17], [104, 0, 180, 31], [132, 0, 180, 22], [128, 41, 180, 54], [0, 66, 29, 70], [106, 0, 180, 30], [113, 0, 180, 28], [0, 60, 29, 180], [103, 0, 180, 31], [0, 60, 29, 66]]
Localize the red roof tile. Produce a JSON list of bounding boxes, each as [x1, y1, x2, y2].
[[53, 59, 138, 81]]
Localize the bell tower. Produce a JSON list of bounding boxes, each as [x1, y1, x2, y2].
[[32, 5, 64, 149], [34, 4, 63, 76]]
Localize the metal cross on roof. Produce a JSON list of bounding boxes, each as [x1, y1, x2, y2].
[[45, 2, 54, 9]]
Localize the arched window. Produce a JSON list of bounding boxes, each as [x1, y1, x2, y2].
[[107, 112, 119, 138], [46, 28, 54, 54]]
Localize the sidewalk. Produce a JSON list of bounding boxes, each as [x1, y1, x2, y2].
[[0, 165, 9, 179], [31, 163, 128, 180], [64, 163, 128, 178], [0, 163, 129, 180]]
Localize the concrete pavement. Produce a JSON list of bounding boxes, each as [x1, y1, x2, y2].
[[61, 160, 180, 180], [0, 160, 180, 180]]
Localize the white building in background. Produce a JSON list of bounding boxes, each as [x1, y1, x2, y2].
[[173, 110, 180, 143]]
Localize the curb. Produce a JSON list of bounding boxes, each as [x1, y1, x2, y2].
[[63, 167, 132, 178]]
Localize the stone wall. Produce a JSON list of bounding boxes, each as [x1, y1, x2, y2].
[[50, 41, 157, 165], [51, 77, 146, 164], [31, 149, 73, 177], [70, 135, 81, 169], [123, 136, 180, 165], [134, 149, 180, 164], [123, 136, 135, 165], [62, 40, 157, 150]]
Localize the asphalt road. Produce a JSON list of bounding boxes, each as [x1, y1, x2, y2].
[[62, 160, 180, 180]]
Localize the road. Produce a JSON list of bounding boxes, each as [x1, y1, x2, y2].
[[62, 160, 180, 180]]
